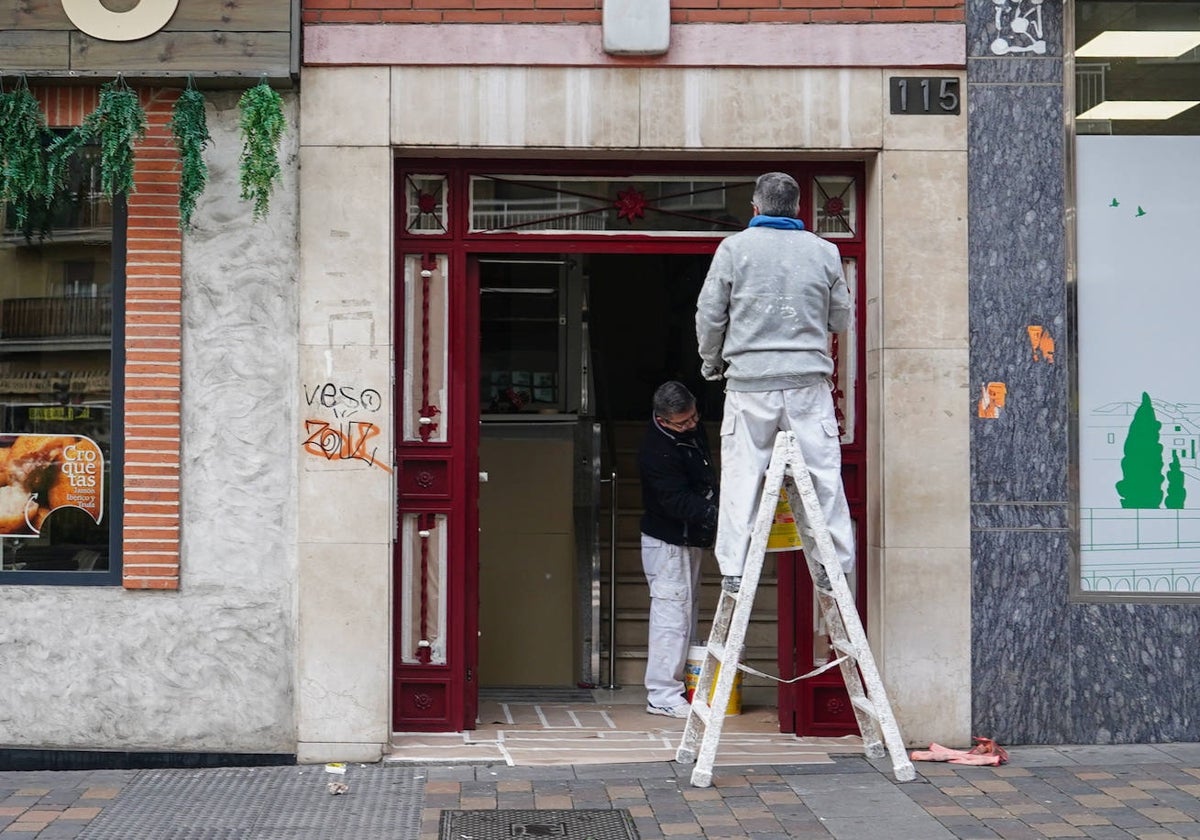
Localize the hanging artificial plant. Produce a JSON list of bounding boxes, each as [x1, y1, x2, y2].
[[169, 80, 211, 228], [0, 77, 54, 237], [82, 76, 147, 198], [237, 80, 285, 221]]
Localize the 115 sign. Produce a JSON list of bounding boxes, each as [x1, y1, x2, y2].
[[889, 77, 961, 115]]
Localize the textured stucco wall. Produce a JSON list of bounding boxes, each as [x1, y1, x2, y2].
[[0, 91, 299, 754]]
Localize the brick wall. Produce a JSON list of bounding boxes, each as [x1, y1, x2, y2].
[[301, 0, 964, 25], [35, 86, 183, 591]]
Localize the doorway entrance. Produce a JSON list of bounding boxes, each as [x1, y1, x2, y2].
[[391, 162, 866, 735]]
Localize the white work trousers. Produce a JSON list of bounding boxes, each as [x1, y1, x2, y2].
[[716, 386, 855, 577], [641, 534, 705, 709]]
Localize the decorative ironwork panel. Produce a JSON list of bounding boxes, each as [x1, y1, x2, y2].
[[402, 254, 448, 443], [399, 512, 448, 665], [405, 174, 448, 235], [813, 175, 858, 239], [831, 257, 857, 445], [468, 175, 754, 234]]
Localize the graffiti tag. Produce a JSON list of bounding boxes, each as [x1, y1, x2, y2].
[[303, 419, 393, 473], [303, 382, 383, 418]]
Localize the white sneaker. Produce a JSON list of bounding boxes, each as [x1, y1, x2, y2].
[[646, 702, 690, 719]]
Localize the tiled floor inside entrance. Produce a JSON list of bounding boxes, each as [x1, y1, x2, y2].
[[387, 688, 863, 767]]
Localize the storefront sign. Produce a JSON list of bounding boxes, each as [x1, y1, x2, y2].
[[889, 77, 961, 115], [61, 0, 179, 42], [0, 434, 104, 538]]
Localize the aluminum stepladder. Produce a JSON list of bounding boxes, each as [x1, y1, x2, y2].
[[675, 431, 916, 787]]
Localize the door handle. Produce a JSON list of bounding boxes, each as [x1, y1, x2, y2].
[[479, 471, 489, 483]]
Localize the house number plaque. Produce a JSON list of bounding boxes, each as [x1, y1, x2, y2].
[[889, 77, 961, 115]]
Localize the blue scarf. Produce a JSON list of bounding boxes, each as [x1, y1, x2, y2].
[[748, 215, 805, 231]]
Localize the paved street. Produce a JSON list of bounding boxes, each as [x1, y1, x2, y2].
[[3, 744, 1200, 838]]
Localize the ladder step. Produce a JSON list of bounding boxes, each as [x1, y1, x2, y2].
[[850, 695, 880, 720], [690, 700, 711, 726], [830, 638, 857, 658], [705, 641, 725, 662]]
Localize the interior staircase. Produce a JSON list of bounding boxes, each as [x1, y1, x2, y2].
[[599, 420, 779, 706]]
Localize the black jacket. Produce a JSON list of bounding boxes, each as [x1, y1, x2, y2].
[[638, 416, 718, 548]]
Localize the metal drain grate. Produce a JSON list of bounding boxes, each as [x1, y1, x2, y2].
[[439, 809, 638, 839]]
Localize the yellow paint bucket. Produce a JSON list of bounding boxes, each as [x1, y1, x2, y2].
[[683, 645, 742, 716]]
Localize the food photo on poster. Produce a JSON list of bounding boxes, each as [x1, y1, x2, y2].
[[0, 433, 104, 538]]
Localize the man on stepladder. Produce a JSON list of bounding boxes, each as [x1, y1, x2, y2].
[[696, 171, 855, 594]]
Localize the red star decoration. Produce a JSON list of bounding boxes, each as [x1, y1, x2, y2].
[[614, 187, 648, 223], [825, 196, 845, 216], [417, 192, 439, 214]]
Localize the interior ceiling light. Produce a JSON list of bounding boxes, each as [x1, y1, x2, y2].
[[1077, 100, 1200, 120], [1077, 30, 1200, 58]]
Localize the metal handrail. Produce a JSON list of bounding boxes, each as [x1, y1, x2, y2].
[[599, 468, 619, 689]]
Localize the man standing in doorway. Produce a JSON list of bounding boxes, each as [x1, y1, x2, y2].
[[695, 171, 854, 594], [638, 381, 718, 718]]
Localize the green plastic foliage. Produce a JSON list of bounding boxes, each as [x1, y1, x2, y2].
[[0, 79, 54, 236], [1116, 391, 1164, 509], [238, 81, 285, 221], [84, 78, 147, 198], [169, 87, 211, 228]]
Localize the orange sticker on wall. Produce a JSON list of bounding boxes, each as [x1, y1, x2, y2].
[[977, 382, 1007, 419], [0, 434, 104, 537], [1027, 326, 1055, 363]]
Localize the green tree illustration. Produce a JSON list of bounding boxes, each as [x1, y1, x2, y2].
[[1115, 391, 1164, 509], [1166, 451, 1187, 510]]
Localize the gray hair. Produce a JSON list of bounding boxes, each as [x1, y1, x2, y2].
[[752, 172, 800, 217], [652, 381, 696, 417]]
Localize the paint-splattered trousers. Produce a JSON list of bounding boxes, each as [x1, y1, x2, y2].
[[640, 534, 707, 709], [715, 385, 855, 577]]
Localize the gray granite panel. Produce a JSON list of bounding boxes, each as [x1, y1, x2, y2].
[[1069, 603, 1200, 743], [967, 0, 1062, 59], [971, 502, 1069, 530], [968, 57, 1063, 85], [972, 529, 1072, 744], [968, 83, 1068, 504]]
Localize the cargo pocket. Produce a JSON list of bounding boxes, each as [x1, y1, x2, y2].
[[721, 411, 737, 438], [821, 418, 840, 438]]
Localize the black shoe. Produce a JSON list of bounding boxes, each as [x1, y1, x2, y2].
[[721, 575, 741, 594]]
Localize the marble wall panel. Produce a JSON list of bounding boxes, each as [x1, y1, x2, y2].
[[879, 150, 969, 350], [298, 146, 392, 349], [390, 67, 641, 149], [971, 528, 1072, 744], [968, 84, 1068, 505], [297, 346, 394, 546], [301, 67, 390, 147], [296, 541, 391, 754], [638, 68, 883, 150]]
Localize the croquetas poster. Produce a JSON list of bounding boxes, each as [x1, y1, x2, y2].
[[0, 434, 104, 537]]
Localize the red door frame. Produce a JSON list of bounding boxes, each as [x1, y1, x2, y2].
[[393, 160, 866, 733]]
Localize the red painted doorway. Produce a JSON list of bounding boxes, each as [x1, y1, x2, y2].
[[392, 161, 867, 736]]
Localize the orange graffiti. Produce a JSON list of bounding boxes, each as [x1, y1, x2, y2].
[[303, 419, 394, 473], [977, 382, 1007, 419], [1027, 326, 1055, 363]]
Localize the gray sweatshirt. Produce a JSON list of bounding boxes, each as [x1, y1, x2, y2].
[[695, 226, 850, 392]]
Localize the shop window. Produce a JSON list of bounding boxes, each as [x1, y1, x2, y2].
[[0, 143, 120, 582], [1074, 1, 1200, 596]]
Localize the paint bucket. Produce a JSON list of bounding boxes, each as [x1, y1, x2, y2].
[[683, 644, 742, 716]]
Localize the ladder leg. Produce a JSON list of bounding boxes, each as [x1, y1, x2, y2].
[[818, 593, 884, 758]]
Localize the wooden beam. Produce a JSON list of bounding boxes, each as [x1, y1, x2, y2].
[[70, 31, 291, 77], [0, 30, 71, 71]]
